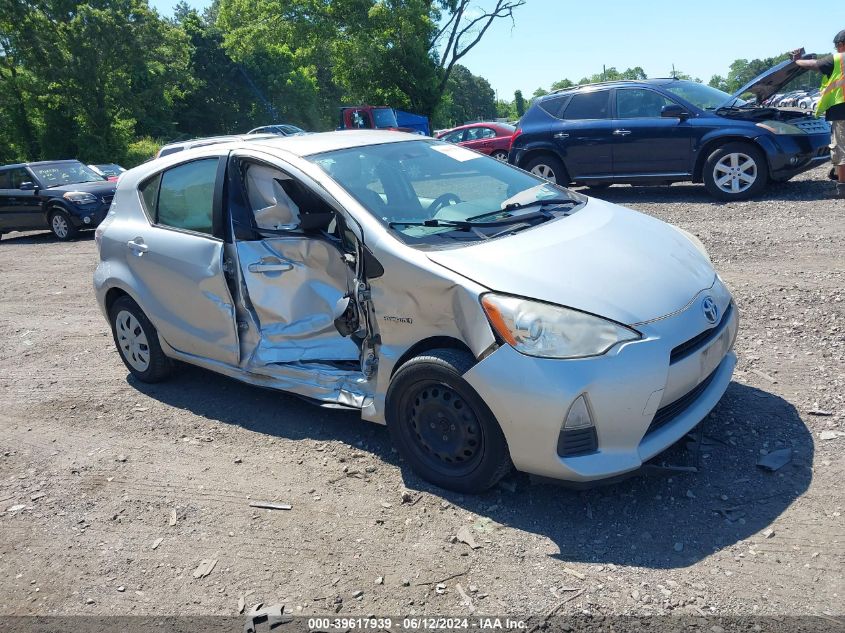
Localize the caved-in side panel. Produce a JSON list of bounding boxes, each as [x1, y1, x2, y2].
[[236, 237, 361, 365]]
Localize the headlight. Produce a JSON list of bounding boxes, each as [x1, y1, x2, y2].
[[63, 191, 98, 204], [481, 294, 640, 359], [756, 120, 805, 135]]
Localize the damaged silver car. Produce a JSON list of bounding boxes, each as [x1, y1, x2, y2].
[[94, 131, 738, 493]]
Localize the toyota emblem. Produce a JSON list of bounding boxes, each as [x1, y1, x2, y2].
[[702, 296, 719, 324]]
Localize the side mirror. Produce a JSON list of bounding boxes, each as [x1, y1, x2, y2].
[[661, 104, 691, 120], [19, 181, 36, 191]]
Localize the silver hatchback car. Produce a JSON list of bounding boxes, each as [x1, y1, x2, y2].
[[94, 131, 737, 493]]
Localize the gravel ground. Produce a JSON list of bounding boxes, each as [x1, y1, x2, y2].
[[0, 166, 842, 618]]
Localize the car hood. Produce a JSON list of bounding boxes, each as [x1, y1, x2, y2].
[[722, 59, 809, 107], [426, 197, 716, 326], [45, 180, 116, 196]]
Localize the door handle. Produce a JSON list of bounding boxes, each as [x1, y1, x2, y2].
[[248, 261, 293, 274], [553, 132, 569, 139], [126, 237, 149, 255], [613, 129, 632, 136]]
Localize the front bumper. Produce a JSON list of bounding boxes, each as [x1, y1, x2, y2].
[[463, 280, 738, 483], [758, 132, 831, 181], [68, 201, 112, 229]]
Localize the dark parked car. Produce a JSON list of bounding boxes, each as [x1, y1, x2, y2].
[[510, 61, 831, 200], [89, 163, 126, 181], [437, 122, 516, 160], [0, 160, 116, 240]]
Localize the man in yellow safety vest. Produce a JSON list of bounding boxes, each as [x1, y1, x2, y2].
[[791, 30, 845, 198]]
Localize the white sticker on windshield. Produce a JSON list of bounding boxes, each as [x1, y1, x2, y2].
[[431, 144, 482, 161]]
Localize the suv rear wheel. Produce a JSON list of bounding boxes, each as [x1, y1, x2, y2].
[[524, 155, 568, 185], [703, 142, 768, 201], [386, 348, 512, 493]]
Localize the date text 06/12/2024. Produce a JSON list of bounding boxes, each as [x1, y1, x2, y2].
[[305, 617, 527, 630]]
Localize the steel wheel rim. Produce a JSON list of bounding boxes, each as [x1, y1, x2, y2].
[[530, 164, 556, 182], [52, 214, 68, 238], [115, 310, 151, 372], [403, 380, 485, 477], [713, 152, 757, 194]]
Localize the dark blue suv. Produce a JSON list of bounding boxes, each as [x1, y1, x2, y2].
[[509, 61, 831, 200]]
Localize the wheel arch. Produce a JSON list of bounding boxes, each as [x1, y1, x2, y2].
[[390, 336, 476, 378], [43, 199, 71, 222], [105, 287, 131, 315], [693, 135, 768, 182]]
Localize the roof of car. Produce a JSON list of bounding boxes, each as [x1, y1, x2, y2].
[[1, 159, 82, 170], [541, 78, 685, 99], [245, 130, 422, 156]]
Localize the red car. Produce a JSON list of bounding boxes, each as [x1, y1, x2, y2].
[[436, 122, 516, 161]]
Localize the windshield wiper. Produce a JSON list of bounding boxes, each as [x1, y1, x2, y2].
[[500, 197, 577, 213], [388, 210, 555, 230]]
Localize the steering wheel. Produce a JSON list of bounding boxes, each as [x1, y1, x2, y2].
[[428, 192, 461, 215]]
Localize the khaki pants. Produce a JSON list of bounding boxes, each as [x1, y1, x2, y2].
[[831, 120, 845, 166]]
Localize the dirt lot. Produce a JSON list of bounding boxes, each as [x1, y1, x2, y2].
[[0, 167, 843, 619]]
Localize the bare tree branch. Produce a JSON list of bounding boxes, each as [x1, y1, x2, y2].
[[435, 0, 525, 95]]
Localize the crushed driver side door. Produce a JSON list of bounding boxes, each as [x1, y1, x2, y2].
[[225, 152, 373, 407]]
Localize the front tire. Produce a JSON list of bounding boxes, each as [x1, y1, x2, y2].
[[524, 154, 568, 185], [49, 208, 79, 241], [702, 142, 768, 201], [386, 349, 511, 493], [108, 295, 173, 383]]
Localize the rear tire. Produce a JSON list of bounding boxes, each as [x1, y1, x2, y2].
[[386, 348, 512, 493], [524, 154, 569, 185], [491, 150, 508, 161], [702, 142, 768, 201], [49, 208, 79, 241], [108, 295, 173, 383]]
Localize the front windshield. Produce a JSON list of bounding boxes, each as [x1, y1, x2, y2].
[[30, 161, 105, 187], [372, 108, 399, 128], [309, 140, 583, 247], [664, 81, 733, 110]]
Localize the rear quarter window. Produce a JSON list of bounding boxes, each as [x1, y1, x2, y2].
[[138, 158, 218, 235], [538, 95, 571, 119], [563, 91, 610, 120]]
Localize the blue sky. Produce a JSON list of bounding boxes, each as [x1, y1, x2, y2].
[[150, 0, 842, 98]]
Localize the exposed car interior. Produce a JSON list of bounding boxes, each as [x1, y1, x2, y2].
[[226, 159, 366, 373]]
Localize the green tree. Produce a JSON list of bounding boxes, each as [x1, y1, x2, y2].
[[513, 89, 525, 116], [495, 99, 515, 120], [172, 8, 263, 136], [551, 78, 574, 91], [0, 0, 191, 162], [432, 64, 495, 128]]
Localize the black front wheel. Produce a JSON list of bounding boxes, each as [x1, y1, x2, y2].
[[386, 349, 511, 493]]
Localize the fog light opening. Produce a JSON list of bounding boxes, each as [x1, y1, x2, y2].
[[83, 216, 91, 224], [564, 394, 594, 430]]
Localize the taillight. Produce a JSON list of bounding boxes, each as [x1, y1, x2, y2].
[[509, 128, 522, 148]]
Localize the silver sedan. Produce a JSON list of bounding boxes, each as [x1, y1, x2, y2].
[[94, 131, 737, 493]]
